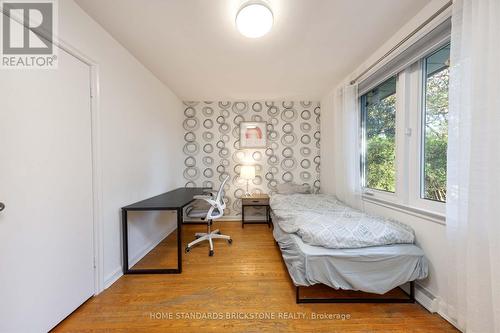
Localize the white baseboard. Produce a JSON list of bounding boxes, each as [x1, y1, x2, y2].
[[184, 215, 269, 222], [412, 283, 462, 332], [414, 282, 438, 312], [183, 216, 241, 222], [436, 299, 462, 331], [438, 309, 460, 331], [216, 216, 241, 221], [103, 224, 176, 289], [104, 266, 122, 289]]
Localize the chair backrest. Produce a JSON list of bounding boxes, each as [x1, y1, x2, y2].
[[215, 175, 229, 210], [206, 175, 229, 220]]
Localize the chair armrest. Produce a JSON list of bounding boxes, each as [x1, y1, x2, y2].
[[192, 195, 218, 207], [193, 194, 212, 200]]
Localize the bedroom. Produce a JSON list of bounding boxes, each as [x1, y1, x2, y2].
[[0, 0, 498, 332]]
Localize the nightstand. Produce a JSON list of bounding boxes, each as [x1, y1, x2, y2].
[[241, 194, 271, 228]]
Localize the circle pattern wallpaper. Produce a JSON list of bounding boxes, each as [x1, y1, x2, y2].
[[182, 101, 320, 217]]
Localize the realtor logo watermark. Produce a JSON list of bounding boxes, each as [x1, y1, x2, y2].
[[1, 0, 58, 68]]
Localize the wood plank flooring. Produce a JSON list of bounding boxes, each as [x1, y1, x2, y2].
[[53, 222, 457, 333]]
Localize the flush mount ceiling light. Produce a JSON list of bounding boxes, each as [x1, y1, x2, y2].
[[236, 2, 273, 38]]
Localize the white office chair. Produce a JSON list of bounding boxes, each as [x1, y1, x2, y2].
[[185, 175, 232, 256]]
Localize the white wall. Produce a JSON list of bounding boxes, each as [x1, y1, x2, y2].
[[320, 0, 450, 314], [59, 1, 184, 288]]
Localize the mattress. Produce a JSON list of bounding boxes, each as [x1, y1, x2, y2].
[[272, 215, 429, 294], [270, 193, 415, 249]]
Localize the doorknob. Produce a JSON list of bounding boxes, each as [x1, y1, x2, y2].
[[0, 202, 4, 211]]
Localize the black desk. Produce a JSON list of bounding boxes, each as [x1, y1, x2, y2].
[[121, 187, 207, 274]]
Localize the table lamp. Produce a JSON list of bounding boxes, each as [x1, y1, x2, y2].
[[240, 165, 255, 196]]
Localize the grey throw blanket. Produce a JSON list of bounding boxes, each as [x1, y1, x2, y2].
[[270, 194, 415, 249]]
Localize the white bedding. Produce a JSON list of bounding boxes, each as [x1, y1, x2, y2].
[[270, 194, 415, 249]]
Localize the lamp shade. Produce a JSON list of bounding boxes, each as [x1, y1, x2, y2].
[[240, 165, 256, 180]]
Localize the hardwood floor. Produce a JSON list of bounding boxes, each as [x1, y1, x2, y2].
[[53, 222, 457, 332]]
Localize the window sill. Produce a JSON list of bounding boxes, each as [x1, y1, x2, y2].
[[362, 194, 446, 225]]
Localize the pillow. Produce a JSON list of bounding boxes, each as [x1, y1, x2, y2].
[[276, 182, 311, 194]]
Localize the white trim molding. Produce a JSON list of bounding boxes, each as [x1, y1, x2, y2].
[[53, 35, 105, 296], [362, 194, 445, 225]]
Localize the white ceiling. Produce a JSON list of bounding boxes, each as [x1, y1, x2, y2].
[[75, 0, 431, 100]]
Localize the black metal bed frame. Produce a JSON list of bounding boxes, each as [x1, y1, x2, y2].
[[295, 281, 415, 304]]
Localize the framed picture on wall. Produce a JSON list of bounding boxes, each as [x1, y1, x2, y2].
[[240, 121, 267, 148]]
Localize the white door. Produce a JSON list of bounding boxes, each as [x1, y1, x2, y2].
[[0, 46, 95, 332]]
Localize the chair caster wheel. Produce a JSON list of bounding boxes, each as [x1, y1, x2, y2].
[[228, 239, 233, 245], [185, 246, 190, 253], [209, 250, 214, 256]]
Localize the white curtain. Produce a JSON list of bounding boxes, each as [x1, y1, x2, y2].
[[334, 84, 362, 209], [446, 0, 500, 332]]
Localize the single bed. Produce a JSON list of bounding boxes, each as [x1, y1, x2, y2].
[[270, 193, 429, 303]]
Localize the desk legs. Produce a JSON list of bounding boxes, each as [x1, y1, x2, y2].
[[122, 208, 182, 274], [241, 205, 245, 228], [177, 208, 183, 273], [122, 209, 129, 274], [266, 206, 271, 228]]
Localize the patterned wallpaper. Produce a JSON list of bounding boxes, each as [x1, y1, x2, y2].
[[182, 101, 321, 217]]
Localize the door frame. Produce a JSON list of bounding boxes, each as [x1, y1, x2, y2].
[[58, 41, 105, 295], [3, 10, 105, 294]]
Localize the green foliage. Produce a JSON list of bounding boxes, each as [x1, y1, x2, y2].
[[424, 136, 447, 201], [366, 95, 396, 139], [366, 136, 395, 192], [364, 68, 448, 201], [423, 69, 449, 202], [365, 94, 396, 192]]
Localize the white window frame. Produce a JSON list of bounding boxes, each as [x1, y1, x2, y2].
[[360, 40, 450, 224], [409, 42, 450, 215], [361, 75, 404, 205]]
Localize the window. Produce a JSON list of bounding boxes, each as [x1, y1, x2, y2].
[[358, 33, 451, 220], [361, 77, 397, 192], [421, 44, 450, 202]]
